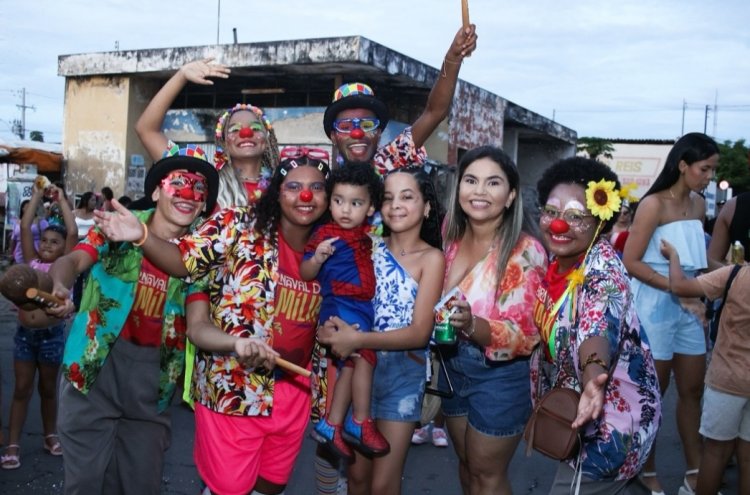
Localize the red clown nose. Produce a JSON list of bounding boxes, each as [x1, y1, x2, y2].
[[239, 127, 254, 139], [299, 190, 313, 202], [350, 128, 365, 139], [549, 218, 570, 234]]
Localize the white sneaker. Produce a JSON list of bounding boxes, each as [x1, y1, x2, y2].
[[431, 427, 449, 447], [411, 425, 430, 445]]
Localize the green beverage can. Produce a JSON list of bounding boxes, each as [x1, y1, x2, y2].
[[433, 321, 456, 345]]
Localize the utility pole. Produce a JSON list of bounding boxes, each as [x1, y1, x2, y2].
[[713, 90, 718, 137], [681, 99, 686, 136], [15, 87, 35, 140], [703, 104, 710, 134], [216, 0, 221, 44]]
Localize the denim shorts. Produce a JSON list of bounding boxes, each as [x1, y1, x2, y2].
[[439, 341, 531, 438], [371, 349, 427, 422], [14, 323, 66, 365]]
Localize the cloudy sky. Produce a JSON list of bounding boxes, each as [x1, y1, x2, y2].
[[1, 0, 748, 145]]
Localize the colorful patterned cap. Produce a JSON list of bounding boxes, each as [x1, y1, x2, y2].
[[143, 144, 219, 214], [323, 82, 389, 136]]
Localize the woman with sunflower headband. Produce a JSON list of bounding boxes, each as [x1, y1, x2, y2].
[[533, 157, 661, 494], [135, 58, 280, 209]]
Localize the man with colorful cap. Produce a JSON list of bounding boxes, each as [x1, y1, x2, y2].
[[323, 24, 477, 175], [46, 147, 219, 495]]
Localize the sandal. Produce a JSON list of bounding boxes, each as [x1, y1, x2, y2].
[[1, 444, 21, 470], [43, 434, 63, 456], [638, 471, 665, 495]]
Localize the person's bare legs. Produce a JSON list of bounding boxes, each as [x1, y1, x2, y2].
[[369, 420, 414, 495], [673, 353, 706, 490], [696, 438, 735, 495], [7, 361, 37, 446], [347, 448, 373, 495], [641, 359, 672, 494], [327, 366, 353, 425], [351, 357, 373, 422], [38, 363, 60, 438], [445, 415, 471, 493], [737, 439, 750, 495]]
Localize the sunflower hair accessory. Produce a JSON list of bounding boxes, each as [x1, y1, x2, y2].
[[585, 179, 621, 221], [618, 182, 639, 207]]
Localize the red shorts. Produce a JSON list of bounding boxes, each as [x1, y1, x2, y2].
[[193, 373, 311, 495]]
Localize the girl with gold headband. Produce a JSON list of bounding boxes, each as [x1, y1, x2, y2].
[[534, 156, 661, 494], [135, 58, 280, 209]]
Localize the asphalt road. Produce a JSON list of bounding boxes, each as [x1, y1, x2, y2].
[[0, 294, 740, 494]]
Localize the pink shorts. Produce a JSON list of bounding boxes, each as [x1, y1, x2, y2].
[[194, 374, 311, 495]]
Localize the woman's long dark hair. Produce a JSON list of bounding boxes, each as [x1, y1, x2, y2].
[[643, 132, 719, 198]]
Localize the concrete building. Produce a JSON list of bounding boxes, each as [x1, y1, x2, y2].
[[58, 36, 576, 199]]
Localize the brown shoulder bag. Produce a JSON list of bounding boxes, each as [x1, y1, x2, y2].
[[523, 386, 581, 460]]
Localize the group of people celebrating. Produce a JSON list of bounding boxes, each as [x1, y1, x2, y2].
[[2, 20, 747, 495]]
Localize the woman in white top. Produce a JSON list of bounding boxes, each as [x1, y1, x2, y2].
[[73, 192, 97, 240]]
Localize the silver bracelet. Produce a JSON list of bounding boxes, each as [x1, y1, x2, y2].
[[461, 315, 477, 339]]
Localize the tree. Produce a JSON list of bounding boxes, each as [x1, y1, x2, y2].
[[576, 137, 614, 161], [717, 139, 750, 193], [29, 130, 44, 142]]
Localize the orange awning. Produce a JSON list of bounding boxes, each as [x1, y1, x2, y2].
[[0, 145, 63, 173]]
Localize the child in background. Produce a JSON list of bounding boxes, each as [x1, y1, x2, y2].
[[1, 180, 77, 470], [302, 162, 389, 459], [660, 239, 748, 495]]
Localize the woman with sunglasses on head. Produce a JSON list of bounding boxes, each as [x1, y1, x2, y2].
[[622, 132, 720, 495], [135, 58, 280, 209], [433, 146, 546, 495], [534, 156, 660, 494], [96, 153, 331, 495]]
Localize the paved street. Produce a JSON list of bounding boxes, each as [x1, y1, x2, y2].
[[0, 294, 740, 494]]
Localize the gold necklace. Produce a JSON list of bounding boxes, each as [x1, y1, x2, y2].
[[669, 187, 688, 216]]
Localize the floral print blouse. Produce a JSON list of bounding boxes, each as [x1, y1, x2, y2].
[[443, 233, 547, 361], [62, 209, 201, 413], [531, 239, 661, 481]]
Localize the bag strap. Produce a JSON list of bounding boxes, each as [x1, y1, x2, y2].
[[714, 264, 742, 332]]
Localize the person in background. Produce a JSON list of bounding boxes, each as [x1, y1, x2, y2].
[[72, 192, 97, 240], [1, 181, 77, 470], [707, 192, 749, 269], [661, 239, 747, 495], [117, 195, 133, 208], [99, 187, 114, 212], [535, 156, 660, 494], [609, 199, 637, 257], [9, 199, 48, 264], [411, 411, 449, 448], [623, 132, 719, 495], [46, 150, 219, 494]]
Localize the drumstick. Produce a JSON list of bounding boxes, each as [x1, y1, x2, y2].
[[25, 288, 65, 308], [276, 357, 312, 378], [461, 0, 470, 29]]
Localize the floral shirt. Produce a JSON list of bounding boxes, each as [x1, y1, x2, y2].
[[531, 239, 661, 481], [372, 127, 427, 176], [62, 210, 202, 413], [179, 208, 321, 416], [443, 233, 547, 361]]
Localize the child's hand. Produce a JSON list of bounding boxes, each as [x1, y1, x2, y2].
[[659, 239, 677, 260], [234, 337, 279, 369], [313, 237, 339, 264], [94, 199, 142, 242]]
